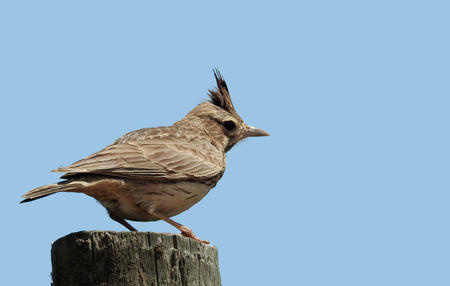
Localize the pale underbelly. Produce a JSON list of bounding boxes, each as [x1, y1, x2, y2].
[[98, 181, 213, 221]]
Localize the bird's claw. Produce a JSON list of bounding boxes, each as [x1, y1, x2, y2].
[[179, 226, 209, 244]]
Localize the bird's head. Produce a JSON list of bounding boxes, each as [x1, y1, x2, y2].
[[177, 69, 269, 152]]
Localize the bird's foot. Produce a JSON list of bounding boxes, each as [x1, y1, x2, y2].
[[179, 226, 209, 244]]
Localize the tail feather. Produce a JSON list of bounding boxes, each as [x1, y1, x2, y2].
[[21, 182, 82, 203]]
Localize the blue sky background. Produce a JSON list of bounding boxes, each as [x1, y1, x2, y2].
[[1, 1, 449, 285]]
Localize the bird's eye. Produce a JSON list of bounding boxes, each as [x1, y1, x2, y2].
[[223, 120, 236, 131]]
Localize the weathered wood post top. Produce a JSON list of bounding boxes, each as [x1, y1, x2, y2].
[[51, 231, 221, 286]]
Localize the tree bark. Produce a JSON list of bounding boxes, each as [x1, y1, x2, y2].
[[51, 231, 221, 286]]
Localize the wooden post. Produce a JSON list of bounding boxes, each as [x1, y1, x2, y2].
[[51, 231, 221, 286]]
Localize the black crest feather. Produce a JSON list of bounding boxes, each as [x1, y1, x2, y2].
[[208, 69, 237, 114]]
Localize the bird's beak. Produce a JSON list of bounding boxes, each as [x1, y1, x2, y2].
[[244, 125, 270, 137]]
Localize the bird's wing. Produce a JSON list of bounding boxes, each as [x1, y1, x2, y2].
[[54, 136, 225, 180]]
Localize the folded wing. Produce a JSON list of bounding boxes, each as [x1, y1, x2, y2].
[[54, 135, 224, 180]]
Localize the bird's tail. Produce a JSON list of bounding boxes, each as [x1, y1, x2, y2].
[[21, 181, 83, 203]]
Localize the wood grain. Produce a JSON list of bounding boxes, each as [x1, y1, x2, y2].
[[51, 231, 221, 286]]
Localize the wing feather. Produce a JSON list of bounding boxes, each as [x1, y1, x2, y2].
[[54, 130, 224, 180]]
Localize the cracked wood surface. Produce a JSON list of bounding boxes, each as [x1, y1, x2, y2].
[[51, 231, 221, 286]]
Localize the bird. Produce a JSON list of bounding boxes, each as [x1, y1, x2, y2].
[[21, 70, 269, 244]]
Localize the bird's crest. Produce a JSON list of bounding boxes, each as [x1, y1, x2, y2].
[[208, 69, 237, 115]]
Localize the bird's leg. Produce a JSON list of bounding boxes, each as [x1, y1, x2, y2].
[[151, 212, 209, 244], [109, 213, 138, 232]]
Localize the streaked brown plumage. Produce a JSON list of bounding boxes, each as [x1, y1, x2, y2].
[[21, 70, 269, 243]]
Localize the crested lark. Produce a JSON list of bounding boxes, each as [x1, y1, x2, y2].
[[21, 70, 269, 243]]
